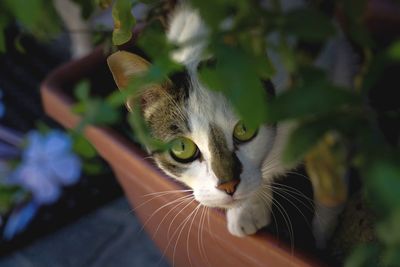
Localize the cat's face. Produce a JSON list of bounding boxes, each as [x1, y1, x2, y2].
[[108, 51, 276, 209]]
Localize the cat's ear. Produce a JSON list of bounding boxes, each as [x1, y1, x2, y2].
[[107, 51, 162, 111]]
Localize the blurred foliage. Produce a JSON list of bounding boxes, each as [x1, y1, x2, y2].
[[72, 80, 120, 130], [0, 0, 105, 53], [104, 1, 399, 266], [0, 0, 61, 49], [112, 0, 136, 45], [305, 133, 348, 207], [1, 0, 400, 265], [0, 186, 23, 214], [68, 0, 400, 265]]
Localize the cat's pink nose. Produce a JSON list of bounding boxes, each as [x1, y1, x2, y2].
[[216, 179, 240, 196]]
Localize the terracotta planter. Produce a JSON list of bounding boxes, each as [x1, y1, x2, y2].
[[40, 48, 326, 267]]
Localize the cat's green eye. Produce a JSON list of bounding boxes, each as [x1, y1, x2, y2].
[[169, 137, 199, 163], [233, 121, 258, 143]]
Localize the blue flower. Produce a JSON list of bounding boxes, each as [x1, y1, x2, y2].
[[3, 201, 38, 240], [11, 130, 82, 204], [0, 90, 5, 118]]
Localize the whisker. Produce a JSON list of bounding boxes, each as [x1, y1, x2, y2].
[[130, 190, 193, 213], [271, 182, 315, 206], [140, 195, 193, 233], [267, 187, 313, 231], [171, 202, 201, 267], [184, 203, 202, 267], [286, 171, 312, 182], [198, 206, 211, 265], [142, 189, 193, 197], [260, 191, 295, 253], [255, 190, 280, 241], [157, 199, 198, 266], [273, 198, 295, 254], [265, 184, 315, 212], [153, 195, 194, 238], [167, 198, 197, 238]]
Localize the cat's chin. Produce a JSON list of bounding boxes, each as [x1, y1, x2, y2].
[[198, 192, 255, 209], [201, 199, 243, 209]]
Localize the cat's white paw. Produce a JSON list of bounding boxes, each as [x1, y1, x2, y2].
[[227, 200, 270, 237]]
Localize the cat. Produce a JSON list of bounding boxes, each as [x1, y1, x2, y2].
[[107, 3, 355, 248]]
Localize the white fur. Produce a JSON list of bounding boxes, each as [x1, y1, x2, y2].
[[165, 3, 353, 244], [167, 5, 208, 67], [165, 4, 292, 237]]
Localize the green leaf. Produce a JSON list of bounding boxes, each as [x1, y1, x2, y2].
[[35, 121, 51, 134], [83, 161, 104, 175], [277, 36, 297, 73], [3, 0, 61, 39], [387, 40, 400, 61], [283, 8, 335, 42], [199, 44, 268, 127], [191, 0, 252, 29], [238, 32, 276, 79], [3, 0, 42, 27], [360, 52, 387, 93], [72, 133, 97, 159], [107, 89, 130, 108], [74, 80, 90, 101], [112, 0, 135, 45], [345, 244, 380, 267], [0, 185, 21, 214], [0, 33, 5, 53], [283, 118, 332, 164], [381, 245, 400, 267], [137, 23, 182, 75], [190, 0, 226, 29], [376, 211, 400, 246], [266, 82, 358, 122], [341, 0, 367, 18], [283, 110, 366, 164], [0, 16, 9, 53], [128, 104, 169, 152], [72, 0, 96, 19], [339, 0, 373, 48], [90, 100, 120, 125], [73, 97, 120, 132], [364, 156, 400, 213], [254, 54, 276, 79]]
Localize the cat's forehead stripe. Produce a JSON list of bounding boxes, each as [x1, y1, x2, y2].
[[208, 124, 242, 183]]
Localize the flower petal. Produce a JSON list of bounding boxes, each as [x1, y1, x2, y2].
[[31, 178, 61, 205], [23, 131, 45, 162], [50, 154, 82, 185], [13, 164, 61, 204], [3, 201, 38, 240], [0, 103, 5, 118], [44, 130, 72, 157]]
